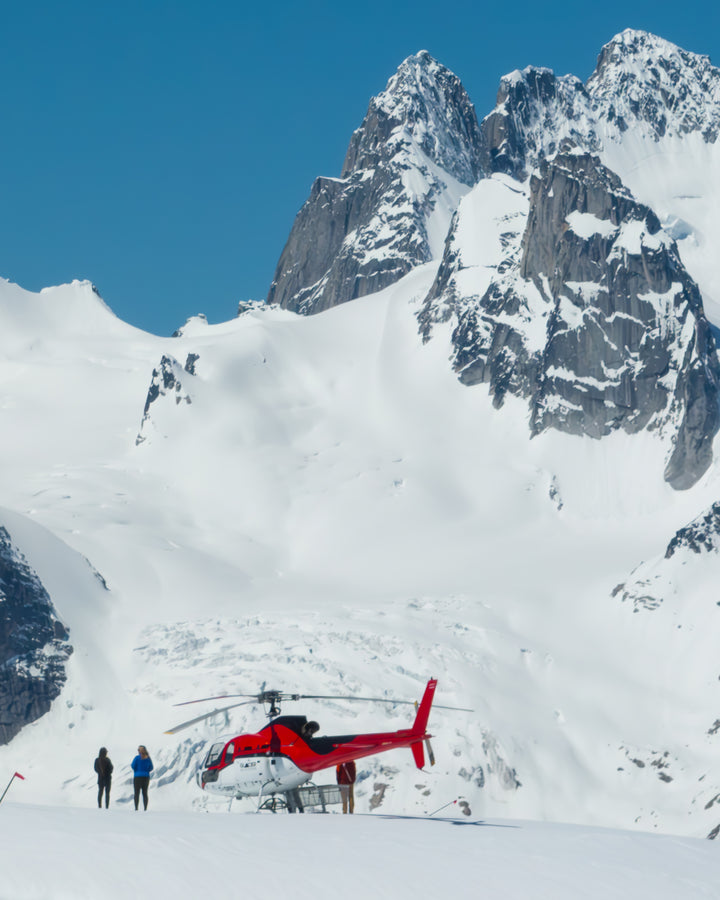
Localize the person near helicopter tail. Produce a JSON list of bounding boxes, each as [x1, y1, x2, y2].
[[336, 760, 356, 814], [94, 747, 113, 808], [131, 745, 154, 810]]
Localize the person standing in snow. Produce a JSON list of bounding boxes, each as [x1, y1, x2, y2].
[[336, 760, 356, 814], [131, 745, 154, 811], [94, 747, 113, 809]]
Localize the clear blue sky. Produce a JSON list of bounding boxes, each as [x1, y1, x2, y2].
[[0, 0, 717, 335]]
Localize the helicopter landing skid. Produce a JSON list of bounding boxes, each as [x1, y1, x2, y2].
[[257, 794, 289, 813]]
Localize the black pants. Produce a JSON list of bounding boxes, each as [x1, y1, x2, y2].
[[133, 776, 149, 810], [97, 777, 111, 808]]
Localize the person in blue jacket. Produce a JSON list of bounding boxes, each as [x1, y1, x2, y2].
[[131, 745, 154, 811]]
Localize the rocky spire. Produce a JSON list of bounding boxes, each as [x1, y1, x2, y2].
[[266, 51, 483, 315], [479, 68, 598, 179]]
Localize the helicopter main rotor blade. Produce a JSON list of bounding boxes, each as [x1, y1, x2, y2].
[[173, 694, 261, 707], [295, 694, 474, 712], [164, 699, 257, 734], [172, 690, 473, 714]]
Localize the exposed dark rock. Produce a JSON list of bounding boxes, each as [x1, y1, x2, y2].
[[136, 355, 196, 445], [479, 30, 720, 180], [479, 68, 598, 179], [266, 51, 484, 315], [665, 502, 720, 557], [184, 353, 200, 376], [421, 151, 720, 489], [0, 527, 73, 745]]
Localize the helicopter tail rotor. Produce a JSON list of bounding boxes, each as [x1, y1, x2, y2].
[[408, 679, 438, 769], [411, 678, 437, 737]]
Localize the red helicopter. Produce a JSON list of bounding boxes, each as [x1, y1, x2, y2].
[[166, 678, 469, 810]]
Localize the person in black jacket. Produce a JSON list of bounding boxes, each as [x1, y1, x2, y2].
[[94, 747, 113, 809]]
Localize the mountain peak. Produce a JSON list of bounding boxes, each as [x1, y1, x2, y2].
[[588, 29, 720, 140], [595, 28, 713, 65], [341, 50, 483, 186], [267, 52, 482, 314]]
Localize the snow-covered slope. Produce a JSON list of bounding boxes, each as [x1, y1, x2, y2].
[[2, 31, 720, 845], [1, 269, 720, 840]]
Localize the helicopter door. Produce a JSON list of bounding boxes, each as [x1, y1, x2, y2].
[[204, 742, 225, 768]]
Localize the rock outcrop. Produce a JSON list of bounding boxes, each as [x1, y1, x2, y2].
[[136, 354, 198, 445], [420, 150, 720, 488], [266, 51, 484, 314], [0, 526, 72, 745], [266, 30, 720, 489]]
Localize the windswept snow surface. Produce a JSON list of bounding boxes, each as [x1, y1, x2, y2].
[[0, 805, 719, 900], [1, 271, 720, 840]]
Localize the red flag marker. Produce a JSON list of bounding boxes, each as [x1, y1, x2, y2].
[[0, 771, 26, 804]]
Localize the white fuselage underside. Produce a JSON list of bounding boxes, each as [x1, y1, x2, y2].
[[201, 755, 312, 798]]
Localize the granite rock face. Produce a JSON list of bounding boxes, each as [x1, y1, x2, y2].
[[266, 51, 484, 315], [479, 29, 720, 180], [479, 69, 598, 179], [266, 30, 720, 489], [0, 527, 72, 745], [420, 150, 720, 489]]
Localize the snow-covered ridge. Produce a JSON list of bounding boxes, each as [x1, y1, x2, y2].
[[480, 30, 720, 183], [354, 49, 484, 187], [588, 28, 720, 142]]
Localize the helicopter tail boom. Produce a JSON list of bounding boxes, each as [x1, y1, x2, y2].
[[411, 740, 425, 769]]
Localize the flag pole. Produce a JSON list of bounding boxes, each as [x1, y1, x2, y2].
[[0, 772, 25, 805], [428, 797, 458, 817]]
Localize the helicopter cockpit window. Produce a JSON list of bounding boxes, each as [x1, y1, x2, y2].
[[224, 742, 236, 762], [204, 742, 225, 768], [302, 720, 320, 739]]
